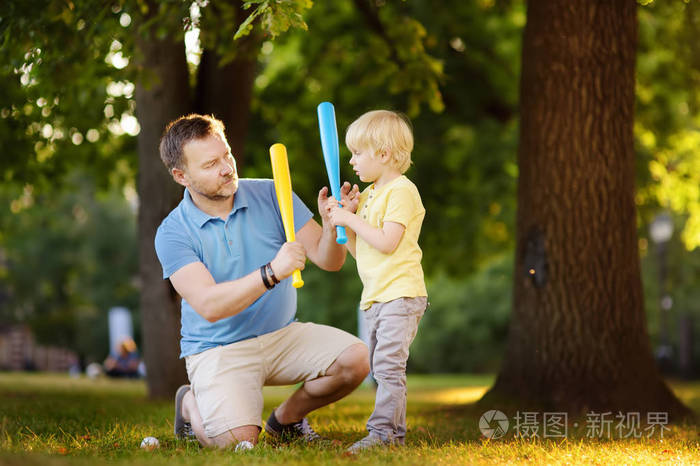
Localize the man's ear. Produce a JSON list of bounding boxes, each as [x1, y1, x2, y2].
[[171, 167, 187, 187]]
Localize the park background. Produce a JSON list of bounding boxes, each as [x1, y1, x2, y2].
[[1, 0, 700, 457]]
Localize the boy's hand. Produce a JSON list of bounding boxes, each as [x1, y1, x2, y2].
[[339, 182, 360, 213], [327, 203, 355, 228], [319, 183, 359, 223], [317, 183, 358, 221]]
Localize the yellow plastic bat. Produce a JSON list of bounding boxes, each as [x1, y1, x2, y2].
[[269, 143, 304, 288]]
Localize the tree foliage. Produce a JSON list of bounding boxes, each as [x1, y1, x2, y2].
[[636, 0, 700, 248], [235, 0, 312, 40], [0, 1, 137, 189]]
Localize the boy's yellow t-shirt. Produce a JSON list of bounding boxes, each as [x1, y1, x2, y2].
[[355, 175, 427, 310]]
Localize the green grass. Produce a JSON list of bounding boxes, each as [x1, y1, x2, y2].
[[0, 373, 698, 465]]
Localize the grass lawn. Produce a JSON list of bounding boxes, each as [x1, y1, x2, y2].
[[0, 372, 698, 465]]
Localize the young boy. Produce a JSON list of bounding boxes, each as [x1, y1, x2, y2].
[[326, 110, 428, 452]]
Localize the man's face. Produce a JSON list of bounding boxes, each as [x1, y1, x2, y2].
[[176, 133, 239, 201]]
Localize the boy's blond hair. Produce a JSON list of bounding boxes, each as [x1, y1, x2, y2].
[[345, 110, 414, 174]]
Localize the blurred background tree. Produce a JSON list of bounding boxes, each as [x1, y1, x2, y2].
[[0, 175, 139, 362], [0, 0, 698, 398]]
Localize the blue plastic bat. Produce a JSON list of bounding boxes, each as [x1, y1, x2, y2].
[[317, 101, 348, 244]]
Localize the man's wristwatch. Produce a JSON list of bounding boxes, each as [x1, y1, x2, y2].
[[260, 265, 274, 290], [266, 262, 280, 285]]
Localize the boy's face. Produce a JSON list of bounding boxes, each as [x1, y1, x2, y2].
[[349, 148, 385, 183]]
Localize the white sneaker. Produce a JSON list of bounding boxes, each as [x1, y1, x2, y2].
[[347, 434, 391, 453]]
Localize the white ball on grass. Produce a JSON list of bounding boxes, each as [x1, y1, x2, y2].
[[235, 440, 254, 452], [140, 436, 160, 450]]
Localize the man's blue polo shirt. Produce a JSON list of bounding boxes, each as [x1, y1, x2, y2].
[[154, 179, 314, 358]]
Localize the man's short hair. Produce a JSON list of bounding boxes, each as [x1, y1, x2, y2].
[[159, 114, 226, 170], [345, 110, 414, 174]]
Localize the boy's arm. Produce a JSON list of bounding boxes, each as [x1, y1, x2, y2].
[[345, 227, 357, 258], [329, 208, 405, 255]]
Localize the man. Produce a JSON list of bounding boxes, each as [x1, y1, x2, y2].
[[155, 114, 369, 449]]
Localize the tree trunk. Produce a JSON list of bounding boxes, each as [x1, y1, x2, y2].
[[135, 33, 192, 399], [194, 0, 260, 169], [480, 0, 692, 420]]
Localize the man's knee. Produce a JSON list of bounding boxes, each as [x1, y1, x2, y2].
[[336, 343, 370, 385], [209, 425, 260, 449]]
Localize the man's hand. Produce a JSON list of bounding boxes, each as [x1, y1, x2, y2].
[[270, 242, 307, 281], [317, 186, 333, 224]]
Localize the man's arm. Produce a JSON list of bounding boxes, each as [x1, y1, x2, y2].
[[296, 219, 346, 271], [169, 242, 306, 323]]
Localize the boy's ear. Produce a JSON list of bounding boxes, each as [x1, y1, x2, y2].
[[379, 149, 392, 164]]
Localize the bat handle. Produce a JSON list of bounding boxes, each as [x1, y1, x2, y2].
[[335, 226, 347, 244], [292, 269, 304, 288]]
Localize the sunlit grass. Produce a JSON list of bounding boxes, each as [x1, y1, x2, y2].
[[0, 373, 697, 465]]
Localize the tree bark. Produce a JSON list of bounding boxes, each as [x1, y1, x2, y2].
[[480, 0, 692, 420], [135, 33, 192, 399], [195, 0, 260, 169]]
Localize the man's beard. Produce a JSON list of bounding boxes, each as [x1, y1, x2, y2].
[[190, 176, 238, 201], [200, 191, 231, 201]]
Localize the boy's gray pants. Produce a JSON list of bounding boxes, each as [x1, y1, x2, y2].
[[362, 296, 427, 443]]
